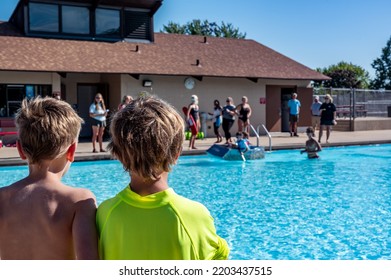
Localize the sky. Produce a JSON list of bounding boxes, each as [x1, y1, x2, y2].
[[1, 0, 391, 78]]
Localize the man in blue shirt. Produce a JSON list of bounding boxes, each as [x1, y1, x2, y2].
[[287, 92, 301, 137]]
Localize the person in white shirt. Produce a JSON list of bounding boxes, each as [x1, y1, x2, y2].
[[89, 93, 108, 153], [311, 95, 322, 133]]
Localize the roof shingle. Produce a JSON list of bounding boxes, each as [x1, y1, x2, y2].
[[0, 22, 329, 80]]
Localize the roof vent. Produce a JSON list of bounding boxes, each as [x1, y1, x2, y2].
[[191, 59, 201, 67], [131, 45, 140, 52], [203, 36, 208, 44]]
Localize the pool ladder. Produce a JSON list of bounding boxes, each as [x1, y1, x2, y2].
[[250, 124, 272, 152]]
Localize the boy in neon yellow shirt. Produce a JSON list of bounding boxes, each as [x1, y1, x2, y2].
[[96, 96, 229, 260]]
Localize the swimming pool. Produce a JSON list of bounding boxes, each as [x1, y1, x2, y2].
[[1, 144, 390, 260]]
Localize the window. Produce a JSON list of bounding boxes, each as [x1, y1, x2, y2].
[[26, 2, 152, 42], [0, 85, 52, 117], [62, 6, 90, 34], [96, 8, 120, 36], [29, 2, 59, 32]]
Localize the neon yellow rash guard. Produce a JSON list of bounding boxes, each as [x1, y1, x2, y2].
[[96, 186, 230, 260]]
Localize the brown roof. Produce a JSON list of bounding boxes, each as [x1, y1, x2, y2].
[[0, 22, 329, 81]]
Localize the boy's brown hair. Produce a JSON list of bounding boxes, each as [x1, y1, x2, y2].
[[306, 126, 315, 136], [108, 95, 184, 180], [15, 96, 84, 163]]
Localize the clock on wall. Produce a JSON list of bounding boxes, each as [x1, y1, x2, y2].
[[184, 77, 195, 90]]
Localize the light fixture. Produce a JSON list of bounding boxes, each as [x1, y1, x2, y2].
[[143, 80, 152, 87]]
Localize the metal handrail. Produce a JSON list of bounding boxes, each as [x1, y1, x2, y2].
[[256, 124, 272, 151], [249, 124, 260, 147]]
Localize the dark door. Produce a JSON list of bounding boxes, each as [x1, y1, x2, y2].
[[77, 84, 108, 138], [281, 88, 294, 132]]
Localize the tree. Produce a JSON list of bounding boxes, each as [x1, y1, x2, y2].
[[314, 61, 370, 89], [370, 36, 391, 89], [161, 21, 186, 34], [161, 19, 246, 39]]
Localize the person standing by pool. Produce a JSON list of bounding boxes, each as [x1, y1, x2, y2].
[[222, 97, 236, 145], [118, 95, 133, 111], [288, 92, 301, 137], [318, 94, 337, 143], [52, 91, 61, 100], [0, 96, 98, 260], [236, 96, 252, 133], [301, 127, 322, 158], [97, 95, 230, 260], [209, 99, 223, 143], [186, 95, 200, 149], [311, 95, 322, 133], [89, 93, 108, 153]]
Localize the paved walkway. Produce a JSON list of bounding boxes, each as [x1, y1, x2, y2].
[[1, 129, 391, 166]]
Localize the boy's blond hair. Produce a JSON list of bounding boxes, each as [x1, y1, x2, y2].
[[15, 96, 84, 163], [108, 96, 184, 180]]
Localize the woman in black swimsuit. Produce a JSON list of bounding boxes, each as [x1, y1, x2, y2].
[[186, 95, 200, 149], [236, 96, 252, 133]]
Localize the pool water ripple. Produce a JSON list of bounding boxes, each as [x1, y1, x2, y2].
[[1, 144, 390, 260]]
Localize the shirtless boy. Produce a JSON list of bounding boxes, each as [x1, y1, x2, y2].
[[301, 127, 322, 159], [0, 96, 98, 260]]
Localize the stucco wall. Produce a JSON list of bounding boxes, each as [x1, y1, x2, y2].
[[120, 75, 269, 137], [0, 70, 314, 137], [0, 71, 53, 84]]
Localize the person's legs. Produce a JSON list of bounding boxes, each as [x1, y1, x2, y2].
[[312, 117, 317, 131], [312, 116, 319, 137], [189, 134, 197, 149], [316, 117, 320, 131], [222, 119, 229, 143], [326, 126, 331, 143], [91, 125, 98, 152], [318, 125, 324, 143], [214, 123, 222, 143], [289, 121, 293, 136], [244, 120, 250, 134], [98, 126, 105, 151], [293, 121, 298, 136], [289, 115, 296, 136], [227, 119, 234, 142], [238, 119, 243, 133]]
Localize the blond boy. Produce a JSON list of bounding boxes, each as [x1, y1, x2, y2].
[[97, 96, 229, 260], [0, 96, 98, 260]]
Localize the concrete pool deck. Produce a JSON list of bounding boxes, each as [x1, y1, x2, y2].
[[1, 129, 391, 166]]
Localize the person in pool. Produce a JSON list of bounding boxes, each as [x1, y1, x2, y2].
[[301, 127, 322, 159]]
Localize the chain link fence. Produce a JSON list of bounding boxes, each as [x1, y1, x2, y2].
[[314, 88, 391, 118]]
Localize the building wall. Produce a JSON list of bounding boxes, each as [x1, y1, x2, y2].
[[0, 71, 53, 84], [61, 73, 101, 106], [121, 75, 269, 137], [0, 70, 314, 137]]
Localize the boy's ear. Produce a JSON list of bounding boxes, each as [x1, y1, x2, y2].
[[66, 142, 77, 162], [173, 151, 181, 164], [16, 140, 27, 160]]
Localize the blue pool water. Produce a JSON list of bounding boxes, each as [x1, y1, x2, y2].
[[1, 144, 391, 260]]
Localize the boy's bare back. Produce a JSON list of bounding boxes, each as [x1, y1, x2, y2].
[[0, 97, 98, 260], [0, 178, 97, 260]]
